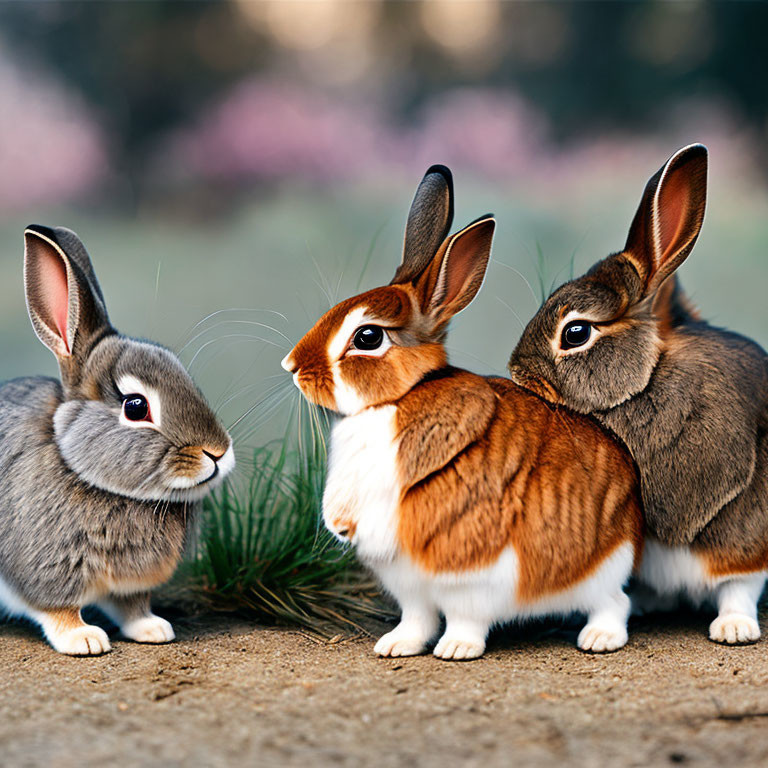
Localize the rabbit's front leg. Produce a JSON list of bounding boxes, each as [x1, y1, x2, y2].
[[373, 564, 439, 657], [99, 592, 175, 645], [37, 607, 111, 656], [578, 590, 630, 653], [709, 574, 766, 645], [374, 600, 440, 657], [433, 616, 489, 660], [432, 577, 493, 660]]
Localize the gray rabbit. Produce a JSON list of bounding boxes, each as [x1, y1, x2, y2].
[[0, 226, 234, 655], [509, 145, 768, 645]]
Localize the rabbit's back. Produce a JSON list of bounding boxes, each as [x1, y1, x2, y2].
[[598, 323, 768, 549], [0, 376, 62, 432], [0, 377, 189, 611], [676, 323, 768, 573], [395, 370, 642, 601], [0, 376, 65, 504]]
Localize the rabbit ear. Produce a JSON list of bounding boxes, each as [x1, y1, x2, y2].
[[24, 225, 111, 360], [417, 215, 496, 324], [391, 165, 454, 285], [624, 144, 708, 296]]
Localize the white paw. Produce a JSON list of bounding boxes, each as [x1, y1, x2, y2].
[[433, 635, 486, 661], [122, 615, 175, 644], [51, 625, 111, 656], [709, 613, 761, 645], [578, 623, 628, 653], [374, 630, 428, 657]]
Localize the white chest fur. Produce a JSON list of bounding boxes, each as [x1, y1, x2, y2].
[[323, 405, 401, 563]]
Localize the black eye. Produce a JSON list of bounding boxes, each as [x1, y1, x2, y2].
[[561, 321, 592, 350], [352, 325, 384, 351], [123, 394, 149, 421]]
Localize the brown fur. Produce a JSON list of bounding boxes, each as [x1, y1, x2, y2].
[[286, 169, 644, 603], [42, 607, 87, 633], [173, 446, 228, 479], [510, 144, 768, 579], [288, 287, 420, 410], [395, 371, 642, 601], [105, 556, 180, 594]]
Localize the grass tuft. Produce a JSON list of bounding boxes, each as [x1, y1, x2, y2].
[[182, 421, 392, 636]]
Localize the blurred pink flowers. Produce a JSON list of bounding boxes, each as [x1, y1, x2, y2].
[[160, 79, 550, 185], [0, 61, 758, 213], [409, 88, 548, 179], [0, 51, 108, 212], [163, 79, 388, 183], [161, 77, 757, 196]]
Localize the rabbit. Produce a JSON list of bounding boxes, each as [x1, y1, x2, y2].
[[509, 144, 768, 645], [281, 166, 643, 660], [0, 225, 235, 655]]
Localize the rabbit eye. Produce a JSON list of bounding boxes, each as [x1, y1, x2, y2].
[[353, 325, 384, 351], [123, 394, 150, 421], [561, 321, 592, 350]]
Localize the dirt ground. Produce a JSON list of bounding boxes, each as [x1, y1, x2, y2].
[[2, 605, 768, 768]]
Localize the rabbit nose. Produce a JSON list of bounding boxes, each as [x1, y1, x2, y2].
[[201, 443, 235, 480], [281, 352, 297, 373]]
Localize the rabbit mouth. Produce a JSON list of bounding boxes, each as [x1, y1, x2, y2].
[[193, 464, 219, 488], [161, 443, 235, 500], [158, 469, 224, 502]]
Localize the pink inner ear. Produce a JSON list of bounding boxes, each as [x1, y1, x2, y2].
[[657, 171, 689, 261], [441, 223, 493, 307], [38, 247, 70, 351]]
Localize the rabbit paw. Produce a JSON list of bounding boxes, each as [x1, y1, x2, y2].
[[433, 635, 486, 661], [578, 623, 628, 653], [709, 614, 760, 645], [122, 615, 175, 644], [52, 625, 112, 656], [374, 629, 428, 657]]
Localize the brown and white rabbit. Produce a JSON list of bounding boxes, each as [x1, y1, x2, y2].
[[509, 144, 768, 645], [282, 166, 643, 660], [0, 226, 234, 655]]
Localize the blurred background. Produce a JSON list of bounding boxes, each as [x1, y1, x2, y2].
[[1, 1, 768, 450]]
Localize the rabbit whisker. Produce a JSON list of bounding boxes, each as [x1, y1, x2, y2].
[[179, 320, 293, 356], [494, 295, 525, 333], [491, 257, 539, 310], [306, 245, 335, 309], [235, 389, 297, 444], [188, 334, 289, 370], [182, 307, 289, 338], [215, 373, 288, 414], [227, 379, 295, 432]]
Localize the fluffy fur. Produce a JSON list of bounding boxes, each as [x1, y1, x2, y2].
[[285, 166, 644, 660], [509, 144, 768, 644], [0, 225, 234, 655]]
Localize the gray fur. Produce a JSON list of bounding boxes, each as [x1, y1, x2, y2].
[[0, 226, 232, 620], [599, 324, 768, 546], [0, 377, 190, 608]]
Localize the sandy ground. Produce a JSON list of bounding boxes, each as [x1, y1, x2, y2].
[[2, 605, 768, 768]]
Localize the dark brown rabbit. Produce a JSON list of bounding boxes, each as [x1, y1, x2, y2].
[[0, 226, 234, 655], [509, 144, 768, 645]]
